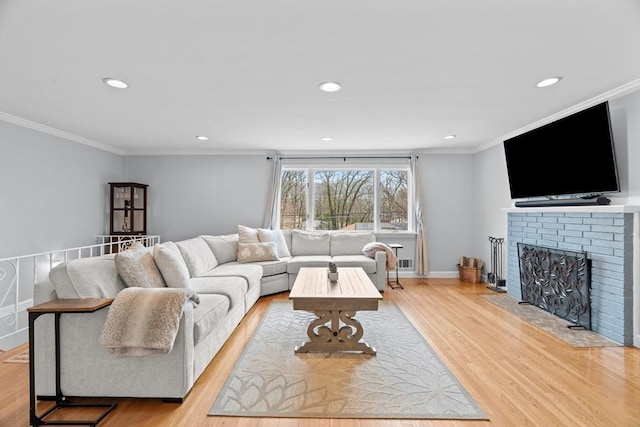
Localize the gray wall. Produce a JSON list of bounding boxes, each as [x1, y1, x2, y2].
[[419, 154, 475, 274], [0, 121, 123, 258], [123, 155, 272, 242]]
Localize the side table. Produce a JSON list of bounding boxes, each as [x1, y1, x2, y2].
[[28, 298, 117, 426], [386, 243, 403, 289]]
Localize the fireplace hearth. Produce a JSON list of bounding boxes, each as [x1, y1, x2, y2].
[[517, 243, 591, 330]]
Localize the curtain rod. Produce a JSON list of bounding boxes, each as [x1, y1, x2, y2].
[[266, 155, 416, 160]]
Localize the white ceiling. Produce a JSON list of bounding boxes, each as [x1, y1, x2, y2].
[[1, 0, 639, 156]]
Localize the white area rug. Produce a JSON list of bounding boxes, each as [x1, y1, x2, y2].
[[209, 300, 487, 420]]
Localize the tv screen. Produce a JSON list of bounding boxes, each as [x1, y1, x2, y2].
[[503, 102, 620, 199]]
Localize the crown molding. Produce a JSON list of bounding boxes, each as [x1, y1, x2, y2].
[[0, 111, 124, 155], [473, 79, 640, 154]]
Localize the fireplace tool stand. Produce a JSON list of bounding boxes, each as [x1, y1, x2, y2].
[[487, 236, 507, 293]]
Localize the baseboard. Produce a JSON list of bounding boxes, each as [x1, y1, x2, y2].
[[394, 270, 459, 279]]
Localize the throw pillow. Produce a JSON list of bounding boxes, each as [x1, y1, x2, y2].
[[238, 225, 260, 243], [257, 228, 291, 258], [153, 244, 200, 304], [237, 242, 279, 263], [115, 242, 166, 288]]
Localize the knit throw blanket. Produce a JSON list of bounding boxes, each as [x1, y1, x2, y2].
[[99, 287, 191, 357], [362, 242, 398, 271]]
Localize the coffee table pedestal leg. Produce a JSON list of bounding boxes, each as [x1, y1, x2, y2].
[[295, 310, 376, 355]]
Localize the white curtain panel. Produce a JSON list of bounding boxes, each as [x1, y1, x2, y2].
[[263, 155, 282, 229], [410, 156, 429, 275]]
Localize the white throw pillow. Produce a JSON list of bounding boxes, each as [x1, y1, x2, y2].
[[153, 244, 200, 304], [257, 228, 291, 258], [115, 242, 166, 288], [237, 242, 279, 263], [238, 225, 260, 243]]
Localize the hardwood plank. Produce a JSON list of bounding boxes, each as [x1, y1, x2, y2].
[[1, 279, 638, 427]]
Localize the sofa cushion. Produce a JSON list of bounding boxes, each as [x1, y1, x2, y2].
[[330, 232, 375, 256], [291, 230, 330, 256], [252, 258, 290, 277], [176, 237, 218, 277], [115, 242, 166, 288], [202, 234, 238, 264], [237, 242, 279, 263], [49, 255, 126, 299], [192, 294, 230, 344], [190, 277, 245, 310], [330, 255, 377, 274], [257, 228, 291, 258], [286, 255, 333, 274], [153, 244, 200, 304], [199, 264, 263, 295]]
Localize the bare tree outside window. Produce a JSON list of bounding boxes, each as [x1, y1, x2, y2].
[[280, 170, 307, 229], [279, 167, 410, 232], [380, 170, 408, 231], [314, 170, 374, 230]]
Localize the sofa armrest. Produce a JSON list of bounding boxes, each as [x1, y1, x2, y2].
[[34, 280, 58, 305], [35, 299, 196, 399], [374, 250, 387, 291]]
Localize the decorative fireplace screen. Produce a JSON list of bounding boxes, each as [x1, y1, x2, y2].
[[517, 243, 591, 330]]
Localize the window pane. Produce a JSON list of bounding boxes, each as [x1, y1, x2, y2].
[[380, 170, 408, 231], [280, 170, 307, 229], [314, 170, 374, 230]]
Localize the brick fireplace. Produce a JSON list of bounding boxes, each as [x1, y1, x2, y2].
[[506, 206, 638, 345]]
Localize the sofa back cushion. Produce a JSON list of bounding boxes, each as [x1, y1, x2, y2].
[[49, 255, 126, 299], [176, 237, 219, 277], [202, 234, 238, 264], [330, 232, 375, 256], [291, 230, 330, 256]]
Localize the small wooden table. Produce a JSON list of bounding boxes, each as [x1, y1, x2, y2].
[[386, 243, 404, 289], [28, 298, 117, 427], [289, 267, 383, 355]]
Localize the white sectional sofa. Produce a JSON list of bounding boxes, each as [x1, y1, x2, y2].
[[33, 229, 387, 401]]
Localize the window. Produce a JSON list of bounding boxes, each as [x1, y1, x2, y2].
[[279, 167, 411, 232]]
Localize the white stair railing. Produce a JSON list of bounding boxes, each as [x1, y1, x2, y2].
[[0, 235, 160, 350]]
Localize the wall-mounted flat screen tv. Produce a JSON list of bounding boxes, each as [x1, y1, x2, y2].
[[503, 101, 620, 199]]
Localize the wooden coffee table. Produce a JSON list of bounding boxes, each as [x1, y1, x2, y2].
[[289, 267, 383, 355]]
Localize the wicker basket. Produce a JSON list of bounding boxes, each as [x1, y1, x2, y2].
[[457, 264, 482, 283]]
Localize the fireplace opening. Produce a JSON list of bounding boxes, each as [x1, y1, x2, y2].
[[517, 243, 591, 330]]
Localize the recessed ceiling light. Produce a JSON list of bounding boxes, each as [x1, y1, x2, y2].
[[536, 77, 562, 88], [443, 135, 456, 140], [102, 77, 128, 89], [319, 81, 342, 93], [195, 135, 209, 141], [320, 137, 334, 142]]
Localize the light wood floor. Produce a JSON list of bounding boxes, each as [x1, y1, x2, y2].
[[1, 278, 639, 426]]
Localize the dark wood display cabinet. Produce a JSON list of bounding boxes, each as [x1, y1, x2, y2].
[[108, 182, 148, 236]]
